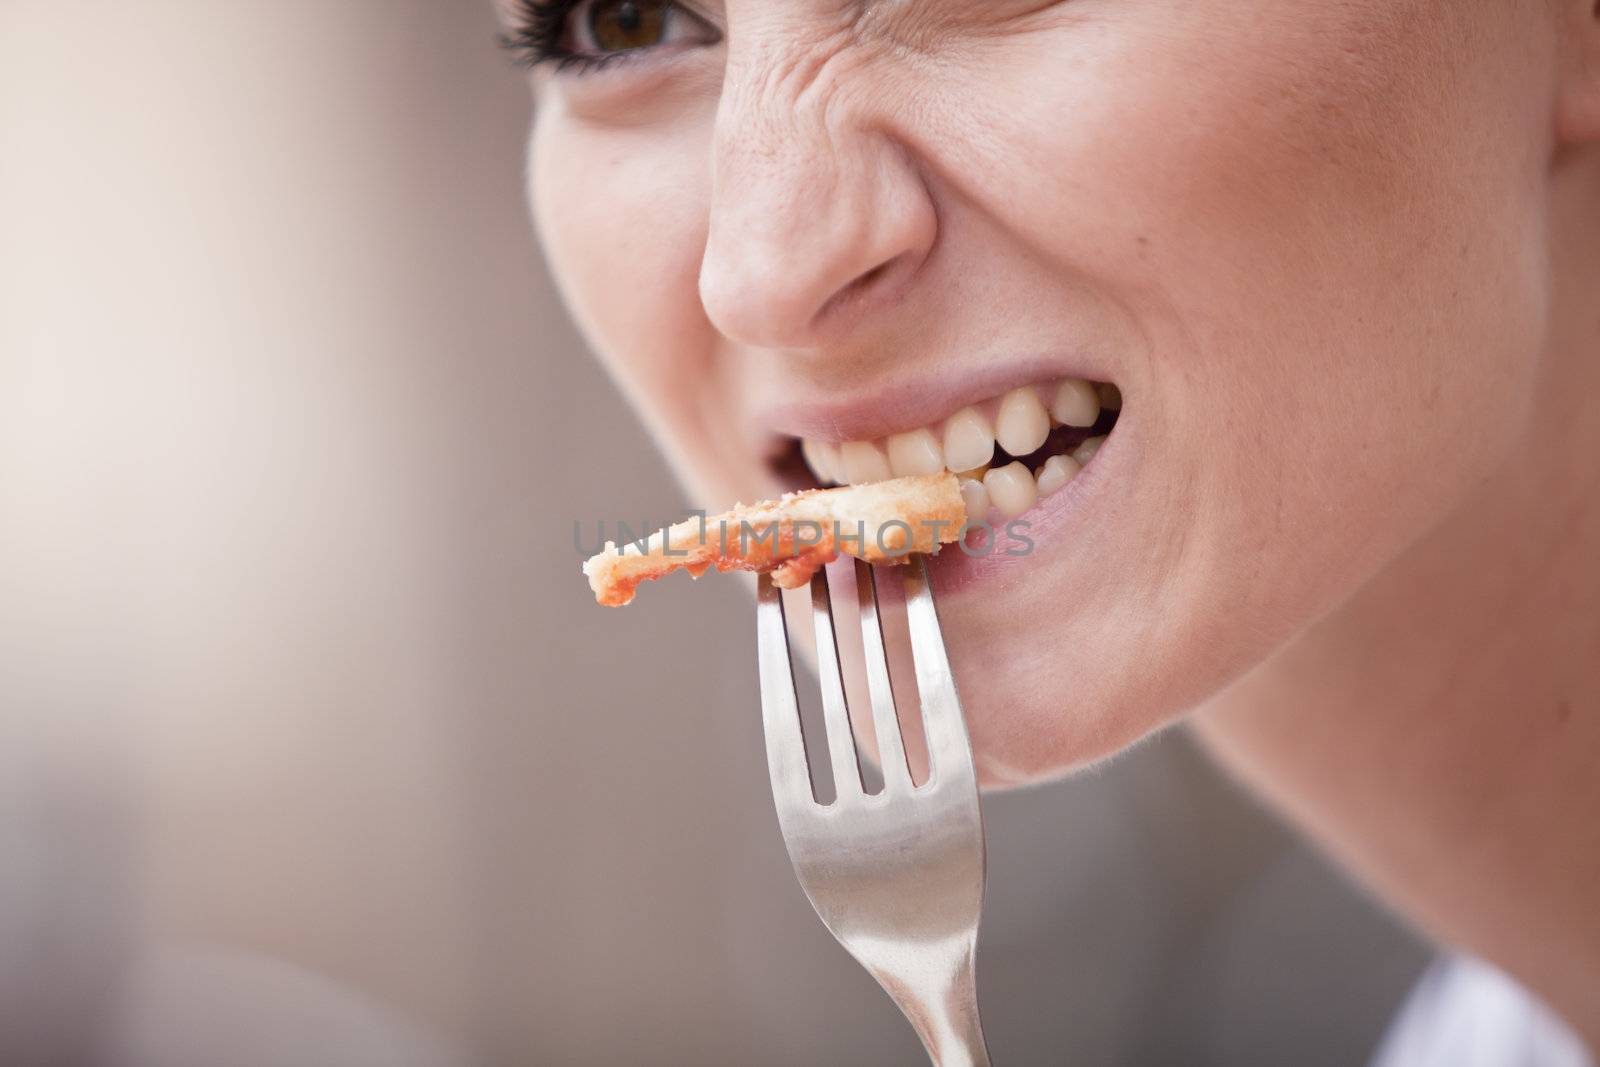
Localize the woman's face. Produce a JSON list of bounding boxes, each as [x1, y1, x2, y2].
[[517, 0, 1558, 783]]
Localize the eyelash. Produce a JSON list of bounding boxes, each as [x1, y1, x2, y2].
[[499, 0, 656, 76], [500, 0, 585, 72]]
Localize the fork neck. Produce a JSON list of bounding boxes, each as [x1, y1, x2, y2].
[[876, 945, 991, 1067]]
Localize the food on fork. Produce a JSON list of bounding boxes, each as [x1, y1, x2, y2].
[[583, 472, 967, 607]]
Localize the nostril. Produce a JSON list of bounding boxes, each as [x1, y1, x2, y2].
[[852, 261, 891, 291], [814, 255, 902, 326]]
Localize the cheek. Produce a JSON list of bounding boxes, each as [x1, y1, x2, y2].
[[943, 2, 1549, 602], [530, 110, 715, 441]]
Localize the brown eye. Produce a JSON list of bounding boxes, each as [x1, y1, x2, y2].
[[587, 0, 669, 53]]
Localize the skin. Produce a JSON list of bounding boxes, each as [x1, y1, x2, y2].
[[511, 0, 1600, 1044]]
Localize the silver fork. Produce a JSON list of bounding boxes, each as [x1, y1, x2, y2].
[[757, 555, 992, 1067]]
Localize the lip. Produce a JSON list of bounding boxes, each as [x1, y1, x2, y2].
[[927, 405, 1132, 599], [753, 352, 1123, 446]]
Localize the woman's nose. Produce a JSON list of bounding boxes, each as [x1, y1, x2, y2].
[[697, 71, 937, 350]]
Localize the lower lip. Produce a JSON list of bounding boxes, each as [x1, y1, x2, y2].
[[926, 418, 1129, 599]]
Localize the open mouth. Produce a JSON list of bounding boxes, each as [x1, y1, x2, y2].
[[770, 377, 1122, 521]]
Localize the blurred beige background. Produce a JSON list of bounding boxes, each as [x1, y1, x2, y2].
[[0, 3, 1428, 1064]]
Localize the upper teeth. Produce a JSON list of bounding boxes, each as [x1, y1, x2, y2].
[[995, 387, 1050, 458], [799, 378, 1114, 520], [886, 427, 944, 477], [942, 407, 995, 474]]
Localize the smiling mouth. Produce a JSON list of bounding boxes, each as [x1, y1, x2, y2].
[[772, 377, 1122, 520]]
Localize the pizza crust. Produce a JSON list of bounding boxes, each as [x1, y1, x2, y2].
[[582, 472, 967, 607]]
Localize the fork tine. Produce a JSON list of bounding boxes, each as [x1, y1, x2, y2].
[[853, 559, 913, 793], [756, 574, 817, 808], [810, 569, 865, 800], [901, 554, 977, 787]]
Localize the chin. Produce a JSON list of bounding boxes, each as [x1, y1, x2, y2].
[[937, 592, 1236, 790]]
